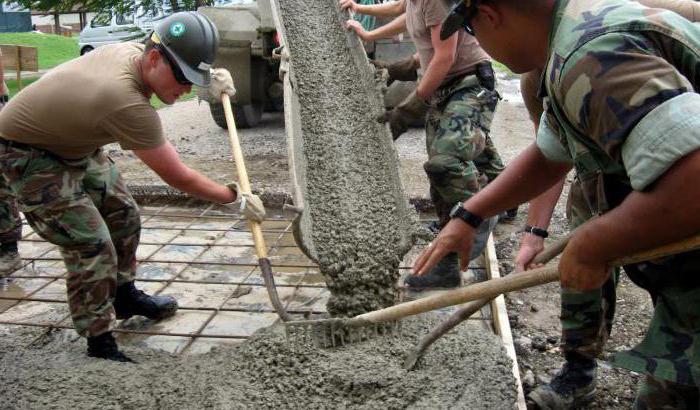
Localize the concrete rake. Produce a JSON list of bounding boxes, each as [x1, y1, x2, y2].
[[286, 233, 700, 348]]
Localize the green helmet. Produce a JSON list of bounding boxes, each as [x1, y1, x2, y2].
[[152, 11, 219, 86]]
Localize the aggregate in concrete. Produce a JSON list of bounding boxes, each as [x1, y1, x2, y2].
[[0, 312, 516, 409], [278, 0, 416, 317]]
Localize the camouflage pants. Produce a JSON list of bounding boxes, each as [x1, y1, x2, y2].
[[560, 179, 619, 362], [0, 194, 22, 244], [0, 98, 20, 245], [425, 74, 504, 225], [0, 143, 141, 337], [634, 376, 700, 409]]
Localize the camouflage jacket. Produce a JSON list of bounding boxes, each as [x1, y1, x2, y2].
[[536, 0, 700, 385]]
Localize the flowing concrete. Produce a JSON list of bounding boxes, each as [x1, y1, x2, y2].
[[277, 0, 416, 317]]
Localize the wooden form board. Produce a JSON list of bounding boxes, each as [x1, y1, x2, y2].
[[0, 45, 38, 72], [485, 235, 528, 410]]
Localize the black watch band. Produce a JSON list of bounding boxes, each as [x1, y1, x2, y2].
[[449, 202, 483, 229], [0, 95, 8, 103], [523, 225, 549, 238]]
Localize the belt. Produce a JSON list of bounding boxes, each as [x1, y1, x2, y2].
[[0, 136, 37, 151], [439, 61, 495, 92]]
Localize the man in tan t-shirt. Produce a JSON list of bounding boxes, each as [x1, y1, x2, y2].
[[0, 12, 263, 362], [341, 0, 505, 288]]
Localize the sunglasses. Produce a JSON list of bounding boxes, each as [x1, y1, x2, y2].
[[441, 0, 479, 40], [155, 44, 192, 86]]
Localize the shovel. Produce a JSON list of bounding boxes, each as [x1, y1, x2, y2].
[[286, 232, 700, 347], [221, 93, 292, 322]]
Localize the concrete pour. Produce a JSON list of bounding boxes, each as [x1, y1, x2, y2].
[[278, 0, 416, 317], [0, 313, 516, 409]]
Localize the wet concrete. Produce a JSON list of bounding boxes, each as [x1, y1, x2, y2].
[[0, 312, 516, 409], [279, 0, 416, 317]]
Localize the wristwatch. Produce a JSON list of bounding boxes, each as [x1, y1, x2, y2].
[[523, 225, 549, 238], [0, 95, 8, 103], [449, 202, 483, 229]]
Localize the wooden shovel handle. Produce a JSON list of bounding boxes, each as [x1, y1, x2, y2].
[[356, 233, 700, 325], [532, 232, 572, 265], [222, 94, 267, 259]]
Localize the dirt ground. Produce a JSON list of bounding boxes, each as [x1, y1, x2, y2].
[[106, 73, 653, 408]]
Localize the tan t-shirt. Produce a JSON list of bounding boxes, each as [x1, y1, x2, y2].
[[405, 0, 490, 83], [0, 43, 164, 159]]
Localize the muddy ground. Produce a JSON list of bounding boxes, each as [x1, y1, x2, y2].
[[129, 71, 652, 407]]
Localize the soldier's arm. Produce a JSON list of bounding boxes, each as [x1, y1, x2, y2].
[[413, 143, 573, 275], [346, 13, 406, 42], [555, 32, 700, 289], [133, 141, 235, 204], [560, 149, 700, 290], [339, 0, 405, 18], [637, 0, 700, 22], [415, 23, 458, 100]]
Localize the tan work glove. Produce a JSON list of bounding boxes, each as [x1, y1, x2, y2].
[[196, 68, 237, 104], [385, 91, 429, 140], [224, 183, 266, 222], [371, 56, 419, 85]]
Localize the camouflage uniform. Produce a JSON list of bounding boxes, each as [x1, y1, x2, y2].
[[0, 142, 140, 336], [425, 67, 504, 225], [522, 67, 619, 365], [537, 0, 700, 402]]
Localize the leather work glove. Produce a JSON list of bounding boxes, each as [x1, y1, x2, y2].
[[371, 56, 419, 85], [224, 183, 266, 222], [196, 68, 237, 104], [384, 91, 429, 140]]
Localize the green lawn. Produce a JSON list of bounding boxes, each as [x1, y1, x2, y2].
[[0, 33, 79, 69], [5, 77, 38, 96]]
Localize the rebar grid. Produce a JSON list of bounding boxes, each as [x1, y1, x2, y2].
[[0, 203, 491, 354]]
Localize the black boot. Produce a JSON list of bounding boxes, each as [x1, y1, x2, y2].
[[113, 281, 178, 320], [527, 356, 597, 409], [405, 253, 461, 289], [0, 241, 21, 277], [87, 332, 134, 363]]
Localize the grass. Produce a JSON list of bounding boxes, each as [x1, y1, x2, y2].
[[5, 78, 38, 96], [0, 33, 79, 69], [150, 90, 197, 110]]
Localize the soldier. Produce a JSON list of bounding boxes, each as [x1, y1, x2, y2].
[[513, 1, 700, 407], [0, 12, 265, 362], [0, 47, 23, 280], [413, 0, 700, 407], [340, 0, 506, 288]]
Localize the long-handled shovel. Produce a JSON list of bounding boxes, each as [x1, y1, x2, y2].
[[286, 233, 700, 347], [221, 94, 292, 322]]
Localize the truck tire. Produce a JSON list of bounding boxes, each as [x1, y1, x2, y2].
[[209, 102, 264, 129]]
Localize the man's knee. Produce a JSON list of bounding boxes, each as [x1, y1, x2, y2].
[[424, 154, 482, 204]]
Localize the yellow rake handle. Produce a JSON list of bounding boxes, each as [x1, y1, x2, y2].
[[221, 94, 267, 259]]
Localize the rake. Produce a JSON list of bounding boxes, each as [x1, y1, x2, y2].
[[285, 232, 700, 347]]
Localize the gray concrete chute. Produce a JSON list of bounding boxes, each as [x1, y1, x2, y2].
[[272, 0, 417, 317]]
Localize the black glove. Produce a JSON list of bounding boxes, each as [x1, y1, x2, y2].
[[385, 91, 429, 140]]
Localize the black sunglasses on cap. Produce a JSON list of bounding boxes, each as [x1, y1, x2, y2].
[[155, 44, 192, 86]]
